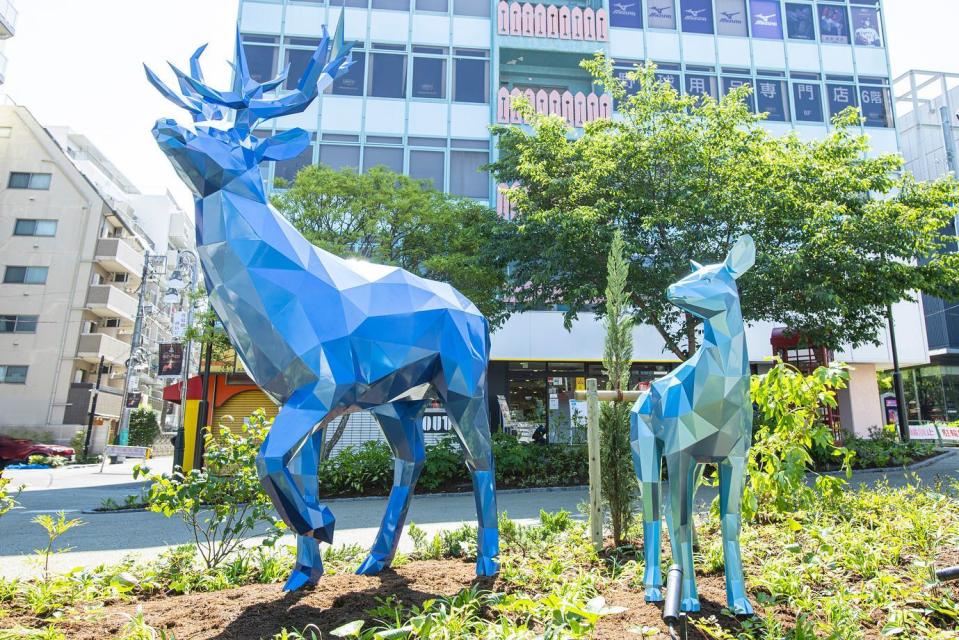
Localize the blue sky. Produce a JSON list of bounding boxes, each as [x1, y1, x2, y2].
[[0, 0, 954, 211]]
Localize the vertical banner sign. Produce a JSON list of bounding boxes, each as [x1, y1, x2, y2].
[[125, 392, 142, 409], [851, 7, 882, 47], [784, 3, 815, 40], [749, 0, 783, 39], [647, 0, 676, 30], [610, 0, 643, 29], [792, 82, 824, 122], [680, 0, 714, 33], [818, 5, 850, 44], [158, 342, 185, 378], [722, 76, 756, 112], [756, 79, 789, 121], [826, 84, 859, 118], [685, 74, 718, 100], [171, 311, 189, 339], [716, 0, 748, 37], [860, 86, 892, 127]]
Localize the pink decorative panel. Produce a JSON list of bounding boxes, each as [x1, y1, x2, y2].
[[521, 3, 534, 35], [596, 8, 609, 41], [598, 94, 612, 120], [586, 92, 599, 122], [510, 88, 523, 123], [573, 92, 587, 127], [497, 1, 510, 34], [583, 8, 595, 40], [561, 90, 574, 124], [509, 2, 522, 35], [548, 90, 562, 116], [571, 7, 583, 40], [535, 89, 549, 115], [497, 87, 511, 123], [546, 5, 559, 37], [534, 4, 547, 37], [559, 6, 571, 39]]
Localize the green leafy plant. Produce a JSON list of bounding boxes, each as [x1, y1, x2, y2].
[[842, 425, 937, 470], [128, 408, 160, 448], [32, 511, 84, 581], [138, 410, 279, 569], [26, 455, 66, 468], [1, 473, 21, 518]]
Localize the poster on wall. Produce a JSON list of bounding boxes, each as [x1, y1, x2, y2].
[[826, 83, 859, 118], [158, 342, 184, 378], [756, 79, 789, 121], [749, 0, 783, 39], [610, 0, 643, 29], [793, 81, 824, 122], [860, 85, 892, 127], [784, 3, 815, 40], [818, 5, 850, 44], [647, 0, 677, 30], [851, 7, 882, 47], [680, 0, 714, 34], [716, 0, 748, 37], [125, 392, 142, 409]]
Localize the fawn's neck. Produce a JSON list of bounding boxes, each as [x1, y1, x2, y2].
[[698, 299, 748, 376]]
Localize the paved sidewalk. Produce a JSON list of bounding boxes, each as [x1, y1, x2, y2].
[[1, 450, 956, 579]]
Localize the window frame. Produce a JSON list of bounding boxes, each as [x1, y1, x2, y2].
[[0, 315, 38, 334], [8, 172, 52, 190], [0, 365, 28, 384], [3, 266, 49, 285], [13, 218, 58, 237]]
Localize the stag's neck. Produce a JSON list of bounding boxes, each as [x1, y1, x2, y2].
[[698, 299, 748, 376]]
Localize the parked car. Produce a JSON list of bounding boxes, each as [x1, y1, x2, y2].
[[0, 435, 74, 468]]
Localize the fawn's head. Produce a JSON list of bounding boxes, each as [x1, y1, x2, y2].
[[145, 17, 353, 197], [667, 235, 755, 319]]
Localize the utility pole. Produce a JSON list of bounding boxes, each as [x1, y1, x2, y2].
[[168, 251, 199, 469], [83, 355, 105, 459], [117, 255, 151, 446], [887, 304, 910, 442], [192, 334, 214, 471]]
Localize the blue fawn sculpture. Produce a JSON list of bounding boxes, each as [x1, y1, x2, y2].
[[145, 18, 499, 591], [630, 235, 756, 615]]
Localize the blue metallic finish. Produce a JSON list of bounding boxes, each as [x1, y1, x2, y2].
[[630, 235, 756, 616], [145, 17, 499, 591]]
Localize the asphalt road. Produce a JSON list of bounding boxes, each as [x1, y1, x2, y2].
[[1, 451, 957, 579]]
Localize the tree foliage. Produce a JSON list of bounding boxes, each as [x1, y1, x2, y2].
[[272, 165, 510, 324], [490, 58, 959, 357], [128, 407, 160, 447]]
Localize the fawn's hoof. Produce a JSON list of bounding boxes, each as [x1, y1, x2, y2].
[[730, 597, 754, 617], [644, 587, 664, 602], [356, 554, 389, 575], [283, 565, 321, 591], [681, 597, 701, 613], [475, 555, 499, 576]]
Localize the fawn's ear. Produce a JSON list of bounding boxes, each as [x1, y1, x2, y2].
[[724, 235, 755, 279]]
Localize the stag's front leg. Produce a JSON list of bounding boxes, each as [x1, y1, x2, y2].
[[357, 400, 429, 575], [256, 400, 334, 591], [719, 455, 753, 616], [630, 399, 664, 602], [666, 452, 700, 612]]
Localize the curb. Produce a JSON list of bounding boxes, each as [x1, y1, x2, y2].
[[326, 484, 589, 504], [80, 507, 149, 515], [820, 449, 955, 477]]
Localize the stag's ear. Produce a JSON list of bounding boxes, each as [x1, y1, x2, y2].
[[689, 260, 703, 273], [724, 235, 756, 279], [258, 128, 311, 162]]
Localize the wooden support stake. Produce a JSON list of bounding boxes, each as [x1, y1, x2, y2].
[[586, 377, 603, 552]]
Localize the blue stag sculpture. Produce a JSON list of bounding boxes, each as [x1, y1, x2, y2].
[[630, 235, 756, 615], [145, 19, 499, 591]]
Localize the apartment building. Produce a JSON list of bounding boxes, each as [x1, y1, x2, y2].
[[0, 0, 16, 86], [0, 105, 191, 449], [231, 0, 921, 440]]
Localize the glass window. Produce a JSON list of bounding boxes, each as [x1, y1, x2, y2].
[[29, 173, 51, 189], [416, 0, 449, 10], [680, 0, 713, 34], [749, 0, 783, 39], [851, 6, 882, 47], [372, 0, 410, 9], [319, 144, 360, 170], [363, 146, 404, 173], [756, 79, 789, 121], [274, 145, 314, 184], [722, 76, 756, 111], [3, 266, 48, 284], [412, 56, 446, 99], [343, 0, 368, 7], [685, 74, 718, 100], [333, 51, 365, 96], [449, 150, 489, 198], [610, 1, 643, 29], [647, 1, 677, 29], [409, 150, 445, 189], [454, 56, 489, 103], [860, 85, 893, 127], [14, 219, 57, 236], [368, 52, 407, 98], [818, 5, 850, 44], [8, 172, 51, 189], [0, 365, 28, 384], [453, 0, 489, 17], [792, 81, 824, 122], [0, 315, 38, 333], [716, 0, 748, 36], [826, 83, 858, 118], [243, 44, 278, 84], [785, 3, 816, 40], [285, 49, 315, 90]]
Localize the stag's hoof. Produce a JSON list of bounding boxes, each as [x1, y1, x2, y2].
[[356, 554, 389, 575], [730, 597, 754, 617], [681, 597, 701, 613], [644, 586, 664, 602], [283, 564, 322, 591], [475, 555, 499, 576]]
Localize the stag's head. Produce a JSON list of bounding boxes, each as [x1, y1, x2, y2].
[[146, 17, 353, 198], [666, 235, 755, 320]]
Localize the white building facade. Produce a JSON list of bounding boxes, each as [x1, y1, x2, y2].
[[236, 0, 916, 439]]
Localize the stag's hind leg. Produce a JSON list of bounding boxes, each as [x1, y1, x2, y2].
[[665, 452, 700, 612], [630, 401, 664, 602], [256, 400, 334, 591], [357, 400, 429, 575], [719, 455, 753, 616], [441, 387, 499, 576]]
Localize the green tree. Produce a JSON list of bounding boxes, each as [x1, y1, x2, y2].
[[490, 59, 959, 357], [272, 164, 510, 325], [599, 230, 637, 546], [128, 407, 160, 447]]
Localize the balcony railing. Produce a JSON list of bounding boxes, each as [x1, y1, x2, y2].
[[76, 333, 131, 366], [86, 284, 138, 322], [94, 237, 145, 276], [497, 87, 612, 126], [497, 2, 608, 42]]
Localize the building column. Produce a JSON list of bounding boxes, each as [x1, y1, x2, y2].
[[837, 363, 885, 439]]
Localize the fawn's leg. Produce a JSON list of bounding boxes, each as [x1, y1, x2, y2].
[[630, 399, 664, 602], [719, 455, 754, 616], [356, 400, 429, 575], [666, 452, 700, 612], [256, 400, 333, 591]]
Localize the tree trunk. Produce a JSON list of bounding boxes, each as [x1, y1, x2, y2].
[[685, 313, 698, 357], [321, 414, 351, 461]]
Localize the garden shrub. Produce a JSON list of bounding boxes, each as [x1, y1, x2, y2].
[[843, 425, 937, 469], [319, 440, 394, 495], [128, 408, 160, 448], [0, 474, 20, 518]]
